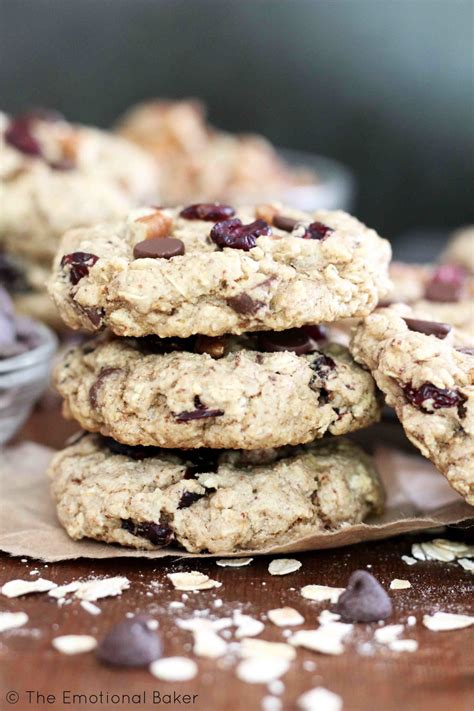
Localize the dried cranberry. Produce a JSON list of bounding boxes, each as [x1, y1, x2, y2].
[[102, 437, 162, 460], [424, 264, 466, 303], [178, 491, 205, 509], [60, 252, 99, 285], [403, 382, 467, 414], [5, 115, 41, 155], [180, 203, 235, 221], [305, 221, 334, 240], [121, 518, 173, 547], [175, 395, 224, 423], [310, 353, 336, 378], [210, 218, 271, 251]]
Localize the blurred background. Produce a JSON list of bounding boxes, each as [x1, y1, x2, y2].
[[1, 0, 473, 257]]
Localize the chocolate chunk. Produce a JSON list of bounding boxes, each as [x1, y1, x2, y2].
[[258, 328, 315, 355], [273, 215, 298, 232], [97, 616, 162, 666], [175, 395, 224, 423], [424, 264, 466, 303], [102, 437, 162, 460], [89, 368, 121, 408], [335, 570, 393, 622], [403, 317, 451, 339], [227, 293, 260, 314], [61, 252, 99, 285], [178, 491, 205, 509], [180, 203, 235, 221], [133, 237, 185, 260], [121, 518, 174, 546]]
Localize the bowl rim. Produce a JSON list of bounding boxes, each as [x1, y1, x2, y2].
[[0, 317, 58, 374]]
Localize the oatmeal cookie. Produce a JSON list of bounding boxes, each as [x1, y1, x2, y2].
[[48, 434, 384, 554], [48, 204, 391, 337], [54, 328, 381, 450], [351, 305, 474, 503]]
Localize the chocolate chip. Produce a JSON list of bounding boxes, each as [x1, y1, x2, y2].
[[180, 203, 235, 221], [102, 437, 162, 460], [175, 395, 224, 423], [97, 616, 162, 667], [335, 570, 393, 623], [424, 264, 466, 303], [258, 328, 315, 355], [121, 518, 174, 546], [61, 252, 99, 285], [226, 293, 260, 314], [403, 317, 452, 339], [89, 368, 121, 408], [273, 215, 299, 232], [178, 491, 205, 509], [133, 237, 185, 260]]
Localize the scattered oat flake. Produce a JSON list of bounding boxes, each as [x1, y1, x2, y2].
[[411, 543, 426, 561], [75, 577, 130, 601], [374, 624, 404, 644], [268, 607, 305, 628], [290, 622, 352, 656], [390, 579, 412, 590], [1, 578, 57, 598], [234, 612, 265, 638], [388, 639, 418, 653], [401, 555, 417, 566], [48, 582, 82, 599], [268, 559, 302, 576], [432, 538, 474, 557], [262, 695, 282, 711], [0, 611, 29, 633], [318, 610, 341, 625], [193, 629, 228, 659], [300, 585, 345, 603], [236, 657, 290, 684], [298, 686, 343, 711], [407, 615, 417, 626], [52, 635, 97, 655], [150, 656, 197, 682], [80, 600, 101, 616], [268, 680, 285, 695], [458, 558, 474, 572], [167, 571, 221, 591], [240, 637, 296, 661], [423, 612, 474, 631], [216, 558, 253, 567]]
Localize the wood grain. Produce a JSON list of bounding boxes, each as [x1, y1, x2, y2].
[[1, 400, 473, 711]]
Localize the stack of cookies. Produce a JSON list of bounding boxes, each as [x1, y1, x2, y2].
[[46, 203, 393, 554]]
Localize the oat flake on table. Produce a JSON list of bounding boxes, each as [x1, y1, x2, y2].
[[234, 612, 265, 638], [297, 686, 343, 711], [268, 559, 302, 576], [216, 558, 253, 568], [422, 612, 474, 631], [236, 657, 290, 684], [390, 579, 412, 590], [268, 607, 305, 627], [0, 611, 29, 632], [150, 657, 197, 682], [167, 571, 222, 591], [52, 635, 97, 655], [239, 637, 296, 661], [300, 584, 345, 603], [290, 622, 353, 656], [1, 578, 57, 598]]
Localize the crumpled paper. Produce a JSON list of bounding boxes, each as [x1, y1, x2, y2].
[[0, 441, 472, 561]]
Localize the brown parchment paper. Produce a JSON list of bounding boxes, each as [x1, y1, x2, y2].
[[0, 442, 472, 562]]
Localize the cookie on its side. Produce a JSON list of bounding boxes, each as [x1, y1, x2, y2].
[[48, 204, 391, 337], [351, 305, 474, 504], [54, 329, 381, 450], [48, 435, 385, 554]]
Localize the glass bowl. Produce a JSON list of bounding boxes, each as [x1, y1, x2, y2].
[[278, 148, 356, 212], [0, 318, 58, 446]]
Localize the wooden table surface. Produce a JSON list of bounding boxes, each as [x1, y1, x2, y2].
[[1, 398, 473, 711]]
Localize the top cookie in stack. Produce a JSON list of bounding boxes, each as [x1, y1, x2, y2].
[[47, 203, 390, 553], [47, 203, 391, 337]]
